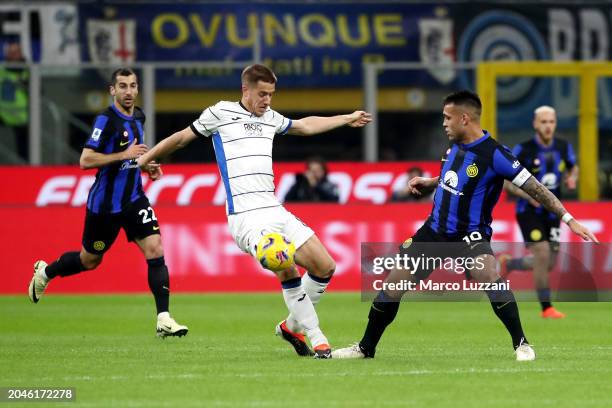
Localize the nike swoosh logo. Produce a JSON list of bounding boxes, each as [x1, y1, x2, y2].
[[297, 293, 306, 302], [496, 301, 510, 309], [153, 226, 160, 230], [162, 286, 169, 291], [120, 140, 129, 146], [317, 290, 325, 293], [231, 117, 240, 121]]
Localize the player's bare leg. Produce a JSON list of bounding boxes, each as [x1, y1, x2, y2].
[[29, 248, 100, 303], [135, 234, 188, 338], [470, 254, 535, 361], [530, 242, 564, 318], [284, 234, 335, 330], [275, 262, 331, 358]]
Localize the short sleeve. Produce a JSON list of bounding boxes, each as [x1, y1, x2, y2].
[[190, 105, 221, 137], [566, 142, 577, 168], [84, 115, 112, 152], [269, 109, 292, 135], [493, 145, 532, 187]]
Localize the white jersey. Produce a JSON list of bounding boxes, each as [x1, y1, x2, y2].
[[190, 101, 292, 215]]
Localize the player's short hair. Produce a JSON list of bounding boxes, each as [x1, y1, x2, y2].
[[110, 68, 137, 86], [306, 156, 328, 176], [443, 90, 482, 117], [534, 105, 556, 117], [241, 64, 277, 87]]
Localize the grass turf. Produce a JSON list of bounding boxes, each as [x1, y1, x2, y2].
[[1, 293, 611, 407]]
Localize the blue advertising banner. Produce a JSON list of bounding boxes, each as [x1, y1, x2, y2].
[[76, 2, 612, 130], [78, 3, 442, 87]]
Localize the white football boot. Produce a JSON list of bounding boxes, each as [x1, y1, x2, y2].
[[331, 343, 367, 359], [515, 340, 536, 361], [156, 313, 189, 338], [28, 260, 50, 303]]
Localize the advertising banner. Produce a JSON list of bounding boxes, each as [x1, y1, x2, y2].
[[2, 200, 611, 294], [0, 162, 441, 207]]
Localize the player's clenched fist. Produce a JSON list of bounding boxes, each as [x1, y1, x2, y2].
[[123, 140, 149, 160], [347, 111, 372, 127], [408, 176, 437, 196]]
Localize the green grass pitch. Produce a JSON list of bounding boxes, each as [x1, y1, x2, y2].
[[1, 293, 611, 407]]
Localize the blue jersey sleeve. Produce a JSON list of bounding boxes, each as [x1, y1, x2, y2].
[[492, 145, 531, 186], [84, 115, 111, 152], [566, 142, 577, 168]]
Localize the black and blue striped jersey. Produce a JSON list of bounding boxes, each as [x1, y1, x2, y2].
[[512, 136, 576, 217], [426, 131, 530, 237], [84, 105, 146, 214]]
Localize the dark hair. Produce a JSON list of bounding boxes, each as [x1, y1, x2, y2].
[[443, 90, 482, 116], [407, 166, 423, 176], [306, 156, 328, 176], [110, 68, 137, 86], [241, 64, 277, 86]]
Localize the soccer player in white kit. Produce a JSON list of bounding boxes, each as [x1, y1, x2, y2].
[[137, 64, 371, 358]]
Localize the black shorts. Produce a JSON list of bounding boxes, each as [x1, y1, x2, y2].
[[517, 210, 561, 251], [398, 224, 494, 280], [82, 196, 160, 255]]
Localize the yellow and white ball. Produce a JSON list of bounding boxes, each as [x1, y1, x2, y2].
[[256, 232, 296, 272]]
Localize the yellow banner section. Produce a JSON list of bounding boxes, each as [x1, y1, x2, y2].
[[155, 88, 431, 112]]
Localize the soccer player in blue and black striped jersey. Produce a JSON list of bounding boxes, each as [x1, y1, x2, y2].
[[28, 68, 188, 338], [501, 106, 578, 319], [333, 91, 598, 361]]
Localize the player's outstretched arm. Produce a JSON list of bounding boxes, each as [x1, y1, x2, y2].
[[408, 176, 439, 196], [521, 176, 599, 243], [80, 140, 148, 170], [288, 111, 372, 136], [137, 126, 197, 168], [504, 180, 540, 207]]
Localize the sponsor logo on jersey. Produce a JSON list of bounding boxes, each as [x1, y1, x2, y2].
[[244, 123, 263, 137], [441, 170, 464, 196], [541, 173, 558, 189], [119, 160, 139, 171], [443, 170, 459, 188]]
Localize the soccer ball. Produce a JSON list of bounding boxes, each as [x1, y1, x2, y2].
[[256, 232, 296, 272]]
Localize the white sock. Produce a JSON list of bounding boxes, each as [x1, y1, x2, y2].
[[282, 282, 328, 348], [286, 273, 330, 333], [302, 273, 330, 305], [157, 311, 170, 320]]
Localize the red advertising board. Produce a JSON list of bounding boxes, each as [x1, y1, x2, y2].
[[1, 164, 610, 294], [2, 202, 612, 294], [0, 162, 440, 207]]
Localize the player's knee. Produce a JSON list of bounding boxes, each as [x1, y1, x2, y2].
[[317, 259, 336, 279], [532, 243, 550, 260], [82, 256, 102, 270], [143, 243, 164, 260]]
